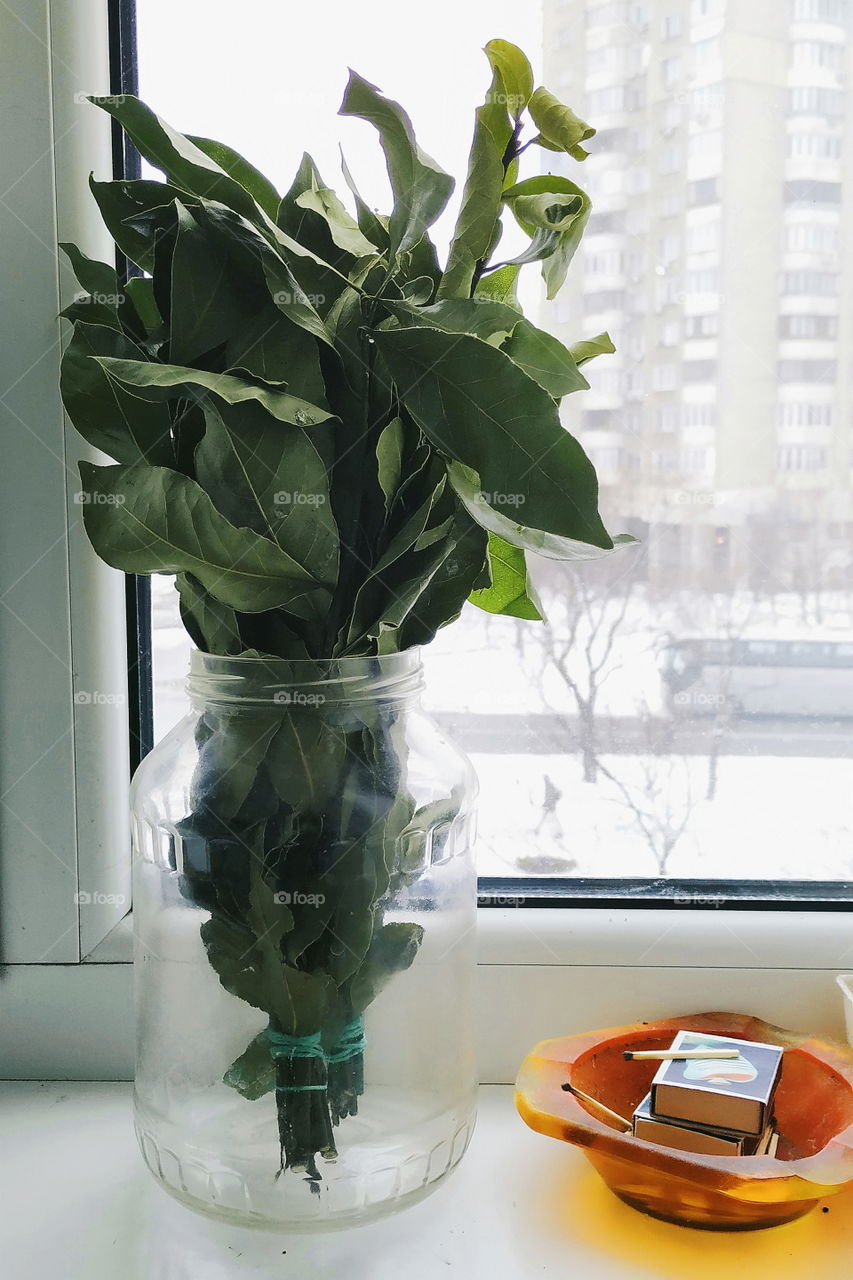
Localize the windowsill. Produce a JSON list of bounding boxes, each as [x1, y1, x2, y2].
[[4, 1082, 853, 1277]]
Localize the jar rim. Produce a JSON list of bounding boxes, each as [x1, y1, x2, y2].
[[186, 648, 424, 707]]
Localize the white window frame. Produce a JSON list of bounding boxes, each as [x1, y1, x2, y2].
[[2, 0, 853, 1086], [0, 0, 130, 968]]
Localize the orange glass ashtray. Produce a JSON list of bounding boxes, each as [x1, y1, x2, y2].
[[516, 1012, 853, 1231]]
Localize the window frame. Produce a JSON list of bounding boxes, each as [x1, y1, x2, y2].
[[4, 0, 853, 1090]]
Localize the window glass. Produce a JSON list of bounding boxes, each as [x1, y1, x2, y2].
[[143, 0, 853, 885]]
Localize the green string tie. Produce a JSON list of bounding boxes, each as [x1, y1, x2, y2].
[[266, 1029, 327, 1091], [326, 1017, 366, 1065]]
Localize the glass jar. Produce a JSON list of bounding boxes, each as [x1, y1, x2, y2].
[[130, 649, 478, 1229]]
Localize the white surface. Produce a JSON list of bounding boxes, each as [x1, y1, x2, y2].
[[4, 1083, 853, 1280]]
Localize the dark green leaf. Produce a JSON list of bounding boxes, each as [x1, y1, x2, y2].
[[195, 399, 339, 588], [77, 461, 329, 617], [373, 326, 613, 551], [60, 322, 174, 466], [94, 357, 334, 427], [177, 572, 244, 656], [339, 71, 454, 257], [187, 134, 281, 219], [349, 922, 425, 1014]]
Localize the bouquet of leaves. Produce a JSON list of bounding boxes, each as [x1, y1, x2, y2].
[[60, 40, 626, 1181]]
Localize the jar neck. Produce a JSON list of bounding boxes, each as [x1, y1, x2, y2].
[[186, 649, 424, 710]]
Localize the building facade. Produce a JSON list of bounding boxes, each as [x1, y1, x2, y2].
[[543, 0, 853, 590]]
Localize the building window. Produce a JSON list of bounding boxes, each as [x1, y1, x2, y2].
[[686, 220, 720, 254], [685, 267, 720, 293], [662, 56, 684, 86], [776, 402, 833, 426], [791, 42, 845, 72], [663, 11, 684, 38], [789, 86, 845, 116], [778, 314, 838, 339], [683, 359, 718, 383], [787, 133, 843, 160], [688, 176, 720, 206], [781, 270, 838, 295], [784, 222, 839, 253], [778, 445, 831, 470], [685, 313, 719, 337], [778, 359, 837, 382], [784, 179, 842, 204], [791, 0, 849, 23]]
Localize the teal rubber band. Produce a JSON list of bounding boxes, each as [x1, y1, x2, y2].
[[326, 1017, 366, 1065], [266, 1029, 324, 1061], [275, 1084, 327, 1092]]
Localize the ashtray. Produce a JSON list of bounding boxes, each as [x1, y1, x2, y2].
[[515, 1011, 853, 1231]]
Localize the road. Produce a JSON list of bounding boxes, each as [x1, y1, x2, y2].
[[433, 712, 853, 758]]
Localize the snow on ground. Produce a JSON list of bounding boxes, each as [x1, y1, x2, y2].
[[150, 575, 853, 882]]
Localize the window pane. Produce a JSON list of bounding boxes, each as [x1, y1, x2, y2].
[[143, 0, 853, 886]]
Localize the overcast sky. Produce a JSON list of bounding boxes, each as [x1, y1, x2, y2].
[[137, 0, 544, 265]]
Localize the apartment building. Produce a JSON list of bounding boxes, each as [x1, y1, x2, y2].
[[543, 0, 853, 589]]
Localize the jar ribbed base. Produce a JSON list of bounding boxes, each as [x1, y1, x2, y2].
[[134, 1098, 476, 1230]]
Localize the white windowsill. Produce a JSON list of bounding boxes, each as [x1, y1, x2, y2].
[[4, 1081, 853, 1278]]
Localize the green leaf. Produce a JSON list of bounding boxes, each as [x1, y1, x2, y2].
[[195, 399, 339, 588], [59, 242, 120, 300], [501, 320, 589, 398], [502, 175, 590, 298], [94, 358, 334, 427], [339, 71, 454, 257], [168, 201, 254, 365], [295, 184, 379, 258], [373, 326, 613, 551], [60, 322, 174, 466], [569, 331, 616, 367], [474, 262, 520, 308], [340, 149, 390, 251], [527, 87, 596, 161], [447, 459, 617, 562], [349, 922, 425, 1014], [223, 1031, 276, 1101], [123, 277, 162, 335], [396, 511, 489, 648], [225, 311, 328, 407], [88, 176, 187, 273], [385, 298, 588, 398], [89, 95, 268, 224], [186, 134, 281, 219], [375, 416, 406, 515], [469, 533, 543, 619], [177, 572, 244, 655], [77, 461, 329, 617], [484, 39, 534, 116], [385, 297, 516, 343], [438, 68, 511, 300]]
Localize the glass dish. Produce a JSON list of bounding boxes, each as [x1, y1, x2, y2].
[[516, 1011, 853, 1230]]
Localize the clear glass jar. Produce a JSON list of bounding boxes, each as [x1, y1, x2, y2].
[[130, 649, 478, 1229]]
